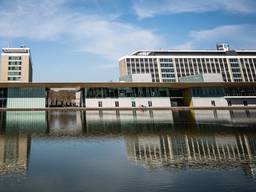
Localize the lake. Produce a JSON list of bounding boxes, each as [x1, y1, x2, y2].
[[0, 110, 256, 192]]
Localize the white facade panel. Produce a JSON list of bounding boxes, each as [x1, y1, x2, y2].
[[132, 74, 152, 82], [191, 97, 228, 107], [202, 73, 223, 82], [193, 110, 231, 122], [85, 97, 171, 108]]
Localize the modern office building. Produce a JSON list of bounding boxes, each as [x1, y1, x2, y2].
[[119, 43, 256, 82], [0, 47, 33, 82]]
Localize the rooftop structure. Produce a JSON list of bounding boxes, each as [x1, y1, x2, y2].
[[179, 73, 224, 83], [119, 74, 152, 82]]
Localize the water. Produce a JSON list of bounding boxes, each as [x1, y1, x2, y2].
[[0, 110, 256, 192]]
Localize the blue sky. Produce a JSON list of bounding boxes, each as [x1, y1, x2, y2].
[[0, 0, 255, 82]]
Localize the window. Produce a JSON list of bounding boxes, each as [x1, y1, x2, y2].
[[9, 56, 21, 60], [8, 77, 21, 81], [243, 100, 248, 106], [98, 101, 102, 108], [132, 101, 136, 107], [115, 101, 119, 107]]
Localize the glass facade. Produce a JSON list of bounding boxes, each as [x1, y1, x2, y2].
[[6, 111, 47, 133], [191, 88, 225, 97], [84, 87, 256, 99], [0, 89, 7, 107], [85, 87, 183, 98], [225, 88, 256, 96], [7, 88, 46, 108]]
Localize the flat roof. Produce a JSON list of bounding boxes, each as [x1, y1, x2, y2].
[[0, 82, 255, 89], [2, 48, 30, 54], [119, 49, 256, 58]]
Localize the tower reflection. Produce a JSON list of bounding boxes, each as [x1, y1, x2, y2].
[[0, 134, 30, 175]]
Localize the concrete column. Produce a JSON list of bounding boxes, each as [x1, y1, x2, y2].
[[238, 135, 246, 158], [216, 145, 221, 160], [162, 136, 167, 161], [167, 135, 174, 160], [191, 139, 196, 160], [185, 135, 191, 160], [211, 144, 217, 161], [206, 142, 211, 159], [244, 135, 252, 160], [201, 139, 206, 159], [235, 141, 241, 160]]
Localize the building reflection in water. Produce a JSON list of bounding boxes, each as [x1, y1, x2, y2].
[[47, 111, 83, 136], [0, 134, 31, 175], [125, 132, 256, 172], [4, 111, 48, 134], [0, 110, 256, 176], [0, 111, 46, 175]]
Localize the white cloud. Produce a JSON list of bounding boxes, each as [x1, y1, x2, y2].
[[0, 0, 162, 59], [176, 24, 256, 49], [133, 0, 256, 19]]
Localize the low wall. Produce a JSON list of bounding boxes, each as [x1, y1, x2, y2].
[[191, 97, 256, 107], [191, 97, 228, 107], [85, 97, 172, 108]]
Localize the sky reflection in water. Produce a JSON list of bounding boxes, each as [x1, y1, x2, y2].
[[0, 110, 256, 192]]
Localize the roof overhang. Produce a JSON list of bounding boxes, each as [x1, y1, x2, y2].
[[0, 82, 255, 89]]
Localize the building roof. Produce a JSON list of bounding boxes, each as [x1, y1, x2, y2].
[[0, 82, 255, 89], [2, 48, 30, 54], [118, 50, 256, 60]]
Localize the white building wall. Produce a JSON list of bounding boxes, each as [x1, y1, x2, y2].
[[193, 110, 231, 123], [85, 97, 171, 108], [191, 97, 228, 107], [75, 91, 81, 106], [202, 73, 223, 82], [132, 74, 152, 82]]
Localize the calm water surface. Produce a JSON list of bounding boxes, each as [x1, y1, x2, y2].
[[0, 110, 256, 192]]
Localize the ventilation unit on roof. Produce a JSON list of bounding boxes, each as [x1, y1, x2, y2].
[[216, 43, 230, 51]]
